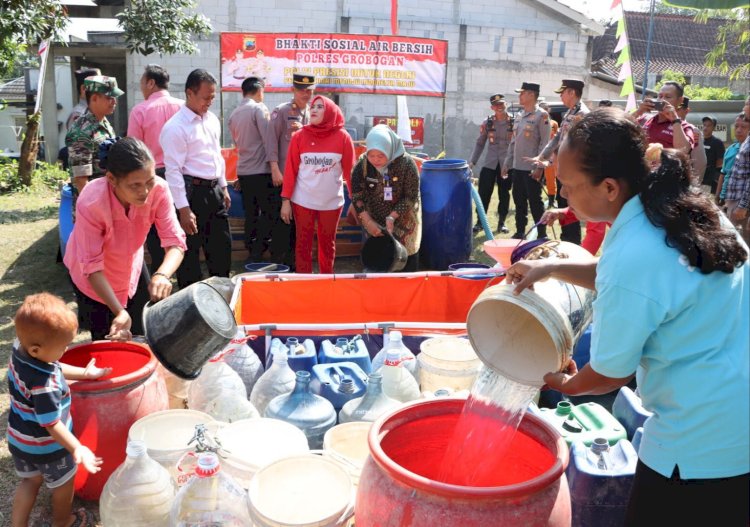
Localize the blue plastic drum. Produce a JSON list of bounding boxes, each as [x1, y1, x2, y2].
[[59, 183, 74, 257], [419, 159, 472, 270]]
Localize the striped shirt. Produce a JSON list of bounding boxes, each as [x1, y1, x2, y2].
[[726, 136, 750, 210], [7, 343, 73, 463]]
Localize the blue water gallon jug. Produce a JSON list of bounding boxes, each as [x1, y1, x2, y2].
[[310, 362, 368, 411], [419, 159, 472, 269], [537, 401, 627, 446], [318, 336, 372, 374], [59, 183, 74, 257], [631, 427, 644, 453], [265, 371, 337, 449], [267, 337, 317, 372], [612, 386, 653, 440], [567, 437, 638, 527]]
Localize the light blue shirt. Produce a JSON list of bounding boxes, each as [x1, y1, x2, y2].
[[590, 196, 749, 479]]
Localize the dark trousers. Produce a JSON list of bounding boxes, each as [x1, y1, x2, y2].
[[625, 460, 749, 526], [145, 167, 167, 273], [71, 264, 150, 341], [556, 180, 582, 245], [238, 173, 292, 263], [176, 177, 231, 289], [511, 169, 546, 238], [476, 165, 512, 227]]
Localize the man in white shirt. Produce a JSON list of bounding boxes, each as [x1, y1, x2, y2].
[[160, 69, 231, 287]]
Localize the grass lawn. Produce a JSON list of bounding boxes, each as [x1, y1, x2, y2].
[[0, 183, 551, 524]]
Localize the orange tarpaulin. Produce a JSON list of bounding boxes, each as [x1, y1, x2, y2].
[[235, 275, 497, 330]]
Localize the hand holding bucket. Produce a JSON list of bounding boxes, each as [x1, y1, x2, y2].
[[466, 241, 594, 386]]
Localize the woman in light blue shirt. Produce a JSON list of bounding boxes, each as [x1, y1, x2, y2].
[[507, 108, 749, 526]]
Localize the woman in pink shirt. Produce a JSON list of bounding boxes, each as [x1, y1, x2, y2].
[[64, 137, 187, 341], [280, 95, 354, 273]]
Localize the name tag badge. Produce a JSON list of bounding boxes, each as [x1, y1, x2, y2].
[[384, 186, 393, 201]]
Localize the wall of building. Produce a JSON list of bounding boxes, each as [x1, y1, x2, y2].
[[125, 0, 598, 159]]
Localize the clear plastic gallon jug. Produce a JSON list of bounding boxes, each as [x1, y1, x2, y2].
[[99, 440, 176, 526], [381, 349, 421, 403], [267, 336, 318, 372], [169, 452, 252, 526], [203, 391, 259, 423], [339, 372, 401, 424], [371, 331, 419, 381], [187, 359, 247, 413], [265, 371, 337, 449], [249, 347, 296, 416], [319, 335, 372, 373], [222, 329, 265, 396]]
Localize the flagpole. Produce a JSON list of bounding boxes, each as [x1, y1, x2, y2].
[[641, 0, 656, 100]]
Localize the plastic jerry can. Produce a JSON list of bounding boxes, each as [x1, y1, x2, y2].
[[319, 336, 372, 374], [267, 337, 318, 372], [612, 386, 653, 440], [566, 437, 638, 527], [632, 427, 644, 453], [310, 361, 369, 411], [537, 401, 627, 446]]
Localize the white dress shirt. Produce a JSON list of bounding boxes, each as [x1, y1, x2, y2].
[[160, 105, 226, 209]]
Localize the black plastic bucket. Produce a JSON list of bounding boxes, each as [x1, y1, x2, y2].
[[143, 282, 237, 380], [361, 231, 408, 273]]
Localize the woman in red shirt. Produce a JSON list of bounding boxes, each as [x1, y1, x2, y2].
[[280, 95, 354, 273], [64, 137, 186, 341]]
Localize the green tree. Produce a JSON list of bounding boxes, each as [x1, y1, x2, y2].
[[116, 0, 211, 56], [695, 7, 750, 82], [655, 69, 740, 100], [0, 0, 212, 188]]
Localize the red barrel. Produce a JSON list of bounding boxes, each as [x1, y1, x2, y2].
[[61, 341, 168, 500], [356, 399, 571, 526]]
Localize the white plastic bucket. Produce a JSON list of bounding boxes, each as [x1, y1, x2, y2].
[[127, 409, 215, 481], [248, 454, 355, 527], [417, 337, 482, 392], [466, 241, 594, 387], [216, 418, 309, 489], [323, 422, 371, 486]]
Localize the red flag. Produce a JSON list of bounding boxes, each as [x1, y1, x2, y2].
[[391, 0, 398, 35], [610, 0, 622, 8]]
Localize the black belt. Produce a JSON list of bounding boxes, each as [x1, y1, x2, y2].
[[183, 175, 218, 188]]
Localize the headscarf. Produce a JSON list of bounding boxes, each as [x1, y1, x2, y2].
[[304, 95, 345, 137], [366, 124, 406, 173]]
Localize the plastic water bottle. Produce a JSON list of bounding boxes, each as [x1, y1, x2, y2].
[[371, 331, 419, 381], [222, 329, 264, 396], [339, 372, 401, 423], [249, 347, 296, 415], [99, 440, 176, 526], [203, 391, 260, 423], [169, 452, 252, 526], [381, 349, 421, 403], [187, 360, 247, 414]]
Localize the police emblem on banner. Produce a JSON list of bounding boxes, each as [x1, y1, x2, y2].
[[244, 36, 256, 51]]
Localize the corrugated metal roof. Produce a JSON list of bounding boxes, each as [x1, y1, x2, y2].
[[0, 77, 26, 100]]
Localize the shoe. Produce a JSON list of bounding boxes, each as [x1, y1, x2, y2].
[[511, 232, 524, 240], [497, 224, 509, 234], [472, 223, 483, 233]]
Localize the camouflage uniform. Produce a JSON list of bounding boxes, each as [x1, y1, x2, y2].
[[65, 109, 116, 184]]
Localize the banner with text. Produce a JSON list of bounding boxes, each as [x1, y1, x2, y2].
[[373, 116, 425, 147], [220, 33, 448, 97]]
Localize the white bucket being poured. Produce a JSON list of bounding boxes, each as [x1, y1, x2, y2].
[[248, 454, 355, 527], [466, 241, 594, 387]]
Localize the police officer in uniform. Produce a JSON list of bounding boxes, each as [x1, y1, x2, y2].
[[65, 75, 122, 195], [503, 82, 551, 240], [469, 93, 513, 234], [529, 79, 589, 244], [264, 73, 315, 269]]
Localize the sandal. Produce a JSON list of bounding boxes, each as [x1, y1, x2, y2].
[[70, 508, 95, 527]]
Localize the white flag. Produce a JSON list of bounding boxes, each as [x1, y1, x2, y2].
[[396, 95, 412, 144]]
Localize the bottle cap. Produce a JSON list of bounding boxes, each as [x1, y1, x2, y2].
[[195, 452, 221, 478]]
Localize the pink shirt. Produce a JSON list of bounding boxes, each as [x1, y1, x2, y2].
[[64, 177, 187, 305], [127, 90, 184, 168]]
